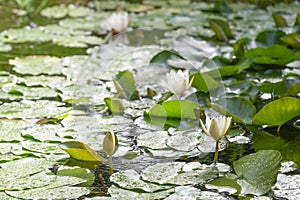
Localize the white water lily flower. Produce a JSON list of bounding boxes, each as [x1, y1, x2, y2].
[[160, 70, 194, 98], [101, 12, 129, 34], [200, 116, 232, 141]]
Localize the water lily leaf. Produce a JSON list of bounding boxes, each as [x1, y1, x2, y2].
[[104, 97, 125, 115], [252, 130, 300, 167], [211, 97, 256, 124], [59, 18, 101, 31], [233, 150, 282, 196], [113, 70, 139, 101], [108, 184, 173, 199], [41, 24, 90, 36], [150, 50, 185, 67], [2, 83, 58, 99], [41, 6, 68, 18], [146, 147, 201, 159], [164, 186, 201, 200], [0, 100, 70, 119], [0, 158, 53, 180], [252, 97, 300, 126], [136, 131, 169, 149], [68, 5, 95, 18], [21, 140, 65, 155], [60, 141, 104, 162], [206, 175, 241, 195], [141, 162, 219, 185], [148, 100, 199, 119], [273, 174, 300, 200], [272, 13, 288, 27], [286, 81, 300, 96], [166, 130, 200, 152], [0, 28, 52, 43], [281, 33, 300, 49], [0, 43, 11, 52], [6, 186, 91, 199], [9, 55, 63, 75], [244, 45, 295, 66], [208, 19, 234, 41], [255, 30, 286, 47], [110, 169, 172, 193], [19, 75, 66, 87], [191, 72, 220, 92], [0, 120, 30, 142], [0, 171, 55, 191]]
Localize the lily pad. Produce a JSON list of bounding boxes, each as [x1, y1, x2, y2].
[[211, 97, 256, 124], [10, 55, 63, 75], [0, 100, 70, 119], [0, 43, 11, 52], [41, 6, 69, 18], [233, 150, 282, 195], [252, 97, 300, 126], [166, 130, 200, 152], [141, 162, 219, 185], [148, 100, 199, 119], [60, 141, 104, 162], [6, 186, 91, 199], [136, 131, 169, 149], [273, 174, 300, 200], [110, 169, 172, 192], [0, 120, 30, 142]]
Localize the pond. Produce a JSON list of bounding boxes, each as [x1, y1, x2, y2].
[[0, 0, 299, 199]]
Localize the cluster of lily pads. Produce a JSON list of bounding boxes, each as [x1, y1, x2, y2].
[[0, 0, 299, 199]]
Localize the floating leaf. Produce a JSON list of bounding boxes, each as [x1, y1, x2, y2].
[[208, 19, 234, 41], [252, 130, 300, 167], [281, 33, 300, 49], [113, 70, 139, 100], [211, 97, 256, 124], [233, 150, 282, 195], [255, 30, 286, 47], [252, 97, 300, 126], [150, 50, 185, 67], [110, 169, 172, 193], [191, 72, 220, 92], [273, 174, 300, 200], [0, 43, 11, 52], [104, 97, 125, 115], [136, 131, 169, 149], [60, 141, 104, 162], [141, 162, 219, 185], [41, 6, 68, 18], [272, 13, 288, 27], [0, 100, 70, 119]]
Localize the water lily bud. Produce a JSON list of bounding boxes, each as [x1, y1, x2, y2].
[[200, 116, 232, 141], [103, 131, 119, 156]]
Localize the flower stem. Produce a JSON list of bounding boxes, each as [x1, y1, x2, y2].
[[213, 140, 219, 164], [109, 155, 113, 175]]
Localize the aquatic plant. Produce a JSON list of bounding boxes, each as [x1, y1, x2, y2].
[[101, 12, 129, 34], [103, 131, 119, 175], [200, 115, 232, 163], [160, 70, 194, 99]]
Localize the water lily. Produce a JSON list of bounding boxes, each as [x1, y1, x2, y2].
[[103, 131, 119, 174], [200, 115, 232, 163], [160, 70, 194, 98], [101, 12, 129, 34]]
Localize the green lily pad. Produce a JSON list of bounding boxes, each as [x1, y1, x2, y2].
[[148, 100, 199, 119], [60, 141, 104, 162], [41, 24, 90, 36], [191, 72, 220, 92], [59, 18, 101, 31], [21, 140, 65, 155], [252, 97, 300, 126], [136, 131, 169, 149], [104, 97, 125, 115], [281, 33, 300, 49], [0, 43, 12, 52], [0, 28, 52, 43], [6, 186, 91, 199], [113, 70, 140, 101], [273, 174, 300, 200], [19, 75, 66, 87], [0, 158, 53, 179], [2, 83, 58, 99], [22, 124, 68, 142], [41, 6, 69, 18], [233, 150, 282, 195], [0, 120, 30, 142], [141, 162, 219, 185], [108, 184, 173, 199], [111, 169, 172, 192], [252, 130, 300, 167], [211, 97, 256, 124], [9, 55, 63, 75], [166, 130, 200, 152], [0, 100, 70, 119]]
